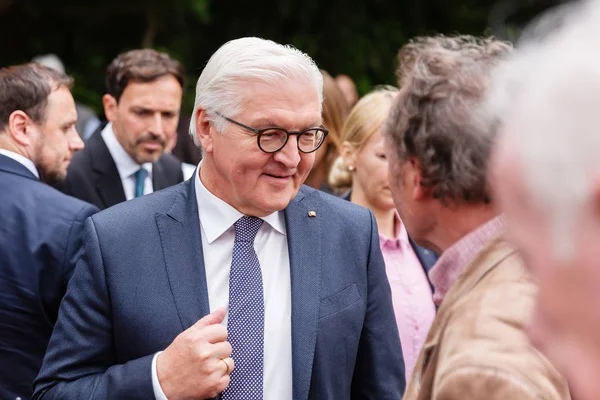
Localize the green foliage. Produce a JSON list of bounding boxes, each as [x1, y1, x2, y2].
[[0, 0, 559, 116]]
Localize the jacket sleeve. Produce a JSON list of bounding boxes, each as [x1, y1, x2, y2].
[[351, 210, 407, 399], [60, 202, 99, 289], [33, 217, 155, 399]]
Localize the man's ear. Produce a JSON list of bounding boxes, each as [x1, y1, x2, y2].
[[340, 141, 357, 170], [102, 94, 118, 122], [7, 110, 35, 147], [408, 157, 431, 201], [196, 108, 214, 154]]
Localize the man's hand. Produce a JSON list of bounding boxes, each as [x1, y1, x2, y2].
[[157, 308, 234, 399]]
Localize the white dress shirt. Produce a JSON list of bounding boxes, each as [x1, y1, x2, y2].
[[181, 162, 196, 180], [152, 165, 293, 399], [0, 149, 39, 178], [101, 123, 152, 200]]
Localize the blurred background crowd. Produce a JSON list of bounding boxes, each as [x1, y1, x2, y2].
[[2, 0, 600, 399], [0, 0, 569, 119]]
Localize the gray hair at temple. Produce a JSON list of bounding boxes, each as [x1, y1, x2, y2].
[[189, 37, 324, 148], [385, 35, 512, 205], [483, 0, 600, 260]]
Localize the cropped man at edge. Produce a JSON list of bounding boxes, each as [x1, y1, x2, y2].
[[0, 63, 98, 400]]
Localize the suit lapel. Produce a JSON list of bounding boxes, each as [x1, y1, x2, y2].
[[409, 238, 438, 293], [284, 189, 322, 400], [156, 178, 210, 330], [410, 238, 438, 272], [88, 132, 127, 208], [95, 174, 126, 208]]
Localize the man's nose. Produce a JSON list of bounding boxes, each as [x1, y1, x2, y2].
[[149, 113, 164, 136], [273, 135, 301, 167], [69, 129, 84, 152]]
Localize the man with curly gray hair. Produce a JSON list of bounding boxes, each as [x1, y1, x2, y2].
[[385, 35, 571, 399]]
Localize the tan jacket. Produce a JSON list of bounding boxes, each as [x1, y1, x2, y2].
[[403, 236, 571, 400]]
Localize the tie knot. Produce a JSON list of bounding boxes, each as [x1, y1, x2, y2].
[[234, 216, 263, 243], [135, 167, 148, 181]]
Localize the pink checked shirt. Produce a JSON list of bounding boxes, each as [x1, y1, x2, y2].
[[429, 215, 506, 306], [380, 215, 436, 382]]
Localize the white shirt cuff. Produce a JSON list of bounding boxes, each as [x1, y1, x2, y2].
[[152, 351, 169, 400]]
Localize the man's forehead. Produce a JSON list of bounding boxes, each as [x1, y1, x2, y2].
[[121, 89, 182, 110], [46, 87, 76, 113], [249, 109, 321, 124], [40, 90, 77, 127], [237, 80, 321, 124], [121, 76, 182, 98]]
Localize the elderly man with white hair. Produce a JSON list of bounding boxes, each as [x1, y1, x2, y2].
[[32, 37, 406, 399], [489, 1, 600, 399]]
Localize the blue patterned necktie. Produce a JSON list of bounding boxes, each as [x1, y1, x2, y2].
[[134, 168, 148, 198], [223, 216, 265, 400]]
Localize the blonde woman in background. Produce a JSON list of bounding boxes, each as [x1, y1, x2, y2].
[[304, 70, 349, 193], [329, 86, 437, 381]]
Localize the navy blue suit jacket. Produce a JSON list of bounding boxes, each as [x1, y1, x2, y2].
[[0, 154, 98, 399], [34, 178, 406, 399]]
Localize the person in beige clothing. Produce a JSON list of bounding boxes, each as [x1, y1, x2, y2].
[[383, 35, 571, 400]]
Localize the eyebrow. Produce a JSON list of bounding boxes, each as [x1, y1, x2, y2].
[[61, 118, 77, 128], [251, 118, 323, 129], [129, 105, 178, 113]]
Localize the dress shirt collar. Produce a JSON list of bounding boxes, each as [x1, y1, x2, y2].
[[428, 215, 506, 306], [194, 163, 286, 243], [379, 211, 410, 250], [0, 148, 39, 178], [101, 122, 152, 180]]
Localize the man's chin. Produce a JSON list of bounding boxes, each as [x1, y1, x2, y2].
[[267, 192, 298, 211], [40, 169, 67, 186], [134, 153, 162, 165], [133, 146, 165, 165], [253, 190, 297, 214]]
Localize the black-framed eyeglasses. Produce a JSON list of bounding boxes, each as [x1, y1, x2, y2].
[[215, 112, 328, 154]]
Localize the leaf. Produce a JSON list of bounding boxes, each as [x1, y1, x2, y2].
[[188, 0, 211, 23]]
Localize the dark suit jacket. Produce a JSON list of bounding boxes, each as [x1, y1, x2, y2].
[[172, 114, 202, 165], [33, 180, 406, 399], [0, 154, 98, 399], [58, 128, 184, 210]]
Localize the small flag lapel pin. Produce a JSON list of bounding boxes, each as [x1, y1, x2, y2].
[[308, 210, 317, 217]]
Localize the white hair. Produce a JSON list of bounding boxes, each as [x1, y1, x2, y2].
[[483, 0, 600, 260], [32, 54, 66, 74], [188, 37, 324, 148]]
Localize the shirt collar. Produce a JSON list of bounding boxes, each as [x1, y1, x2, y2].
[[101, 122, 152, 179], [0, 149, 39, 178], [194, 162, 286, 243], [379, 212, 410, 250], [428, 215, 506, 306]]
